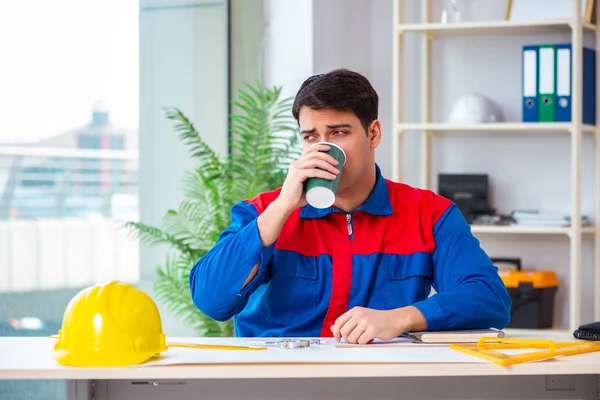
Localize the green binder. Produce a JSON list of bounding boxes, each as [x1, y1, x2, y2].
[[538, 44, 556, 122]]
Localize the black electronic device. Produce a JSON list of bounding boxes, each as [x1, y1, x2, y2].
[[437, 174, 493, 222]]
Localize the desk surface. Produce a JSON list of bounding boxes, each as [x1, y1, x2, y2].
[[1, 330, 598, 380]]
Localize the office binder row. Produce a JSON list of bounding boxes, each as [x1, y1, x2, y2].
[[521, 44, 596, 123]]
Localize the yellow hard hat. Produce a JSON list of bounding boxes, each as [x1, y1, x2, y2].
[[53, 281, 167, 367]]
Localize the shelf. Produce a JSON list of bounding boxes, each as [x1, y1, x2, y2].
[[397, 122, 597, 134], [470, 225, 596, 235], [397, 19, 597, 37], [392, 0, 600, 335]]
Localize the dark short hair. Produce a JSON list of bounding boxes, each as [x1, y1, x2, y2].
[[292, 69, 379, 133]]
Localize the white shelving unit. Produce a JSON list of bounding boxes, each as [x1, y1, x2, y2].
[[392, 0, 600, 332], [470, 225, 595, 236]]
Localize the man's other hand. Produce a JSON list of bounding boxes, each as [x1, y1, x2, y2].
[[330, 306, 427, 344]]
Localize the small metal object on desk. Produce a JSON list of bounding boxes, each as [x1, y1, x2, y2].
[[279, 339, 310, 349], [249, 339, 327, 349]]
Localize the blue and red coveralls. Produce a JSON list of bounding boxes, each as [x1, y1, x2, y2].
[[190, 165, 511, 337]]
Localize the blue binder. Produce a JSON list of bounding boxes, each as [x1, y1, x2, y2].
[[554, 44, 596, 124], [583, 46, 596, 125], [522, 45, 538, 122], [555, 44, 572, 122]]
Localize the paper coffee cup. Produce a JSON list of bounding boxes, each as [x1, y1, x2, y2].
[[305, 142, 346, 209]]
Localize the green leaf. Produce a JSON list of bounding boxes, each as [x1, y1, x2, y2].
[[123, 221, 197, 256], [154, 253, 232, 336]]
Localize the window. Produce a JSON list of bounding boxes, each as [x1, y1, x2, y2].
[[78, 134, 102, 149], [0, 0, 139, 398], [110, 135, 125, 150], [1, 0, 241, 395]]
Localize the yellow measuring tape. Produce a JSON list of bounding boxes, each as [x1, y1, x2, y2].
[[49, 335, 266, 351], [450, 337, 600, 366]]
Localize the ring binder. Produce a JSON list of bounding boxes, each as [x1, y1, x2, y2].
[[573, 321, 600, 341]]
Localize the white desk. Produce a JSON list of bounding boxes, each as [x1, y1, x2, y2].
[[1, 331, 599, 400]]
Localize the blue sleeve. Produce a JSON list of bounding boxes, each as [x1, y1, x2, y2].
[[189, 200, 274, 322], [412, 204, 512, 331]]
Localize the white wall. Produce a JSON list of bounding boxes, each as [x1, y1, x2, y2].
[[264, 0, 314, 101], [139, 0, 229, 336], [264, 0, 422, 182], [313, 0, 397, 175], [266, 0, 399, 177], [230, 0, 264, 94], [313, 0, 373, 76]]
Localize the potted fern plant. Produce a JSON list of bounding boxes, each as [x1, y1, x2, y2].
[[126, 81, 301, 336]]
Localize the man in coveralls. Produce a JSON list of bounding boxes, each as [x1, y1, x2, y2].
[[190, 69, 511, 344]]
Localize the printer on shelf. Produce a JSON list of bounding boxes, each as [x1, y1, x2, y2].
[[437, 173, 494, 224]]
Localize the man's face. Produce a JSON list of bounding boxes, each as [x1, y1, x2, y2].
[[298, 106, 381, 194]]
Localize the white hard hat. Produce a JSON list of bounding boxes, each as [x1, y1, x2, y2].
[[448, 93, 504, 124]]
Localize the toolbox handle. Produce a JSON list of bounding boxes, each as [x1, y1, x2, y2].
[[491, 257, 522, 271]]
